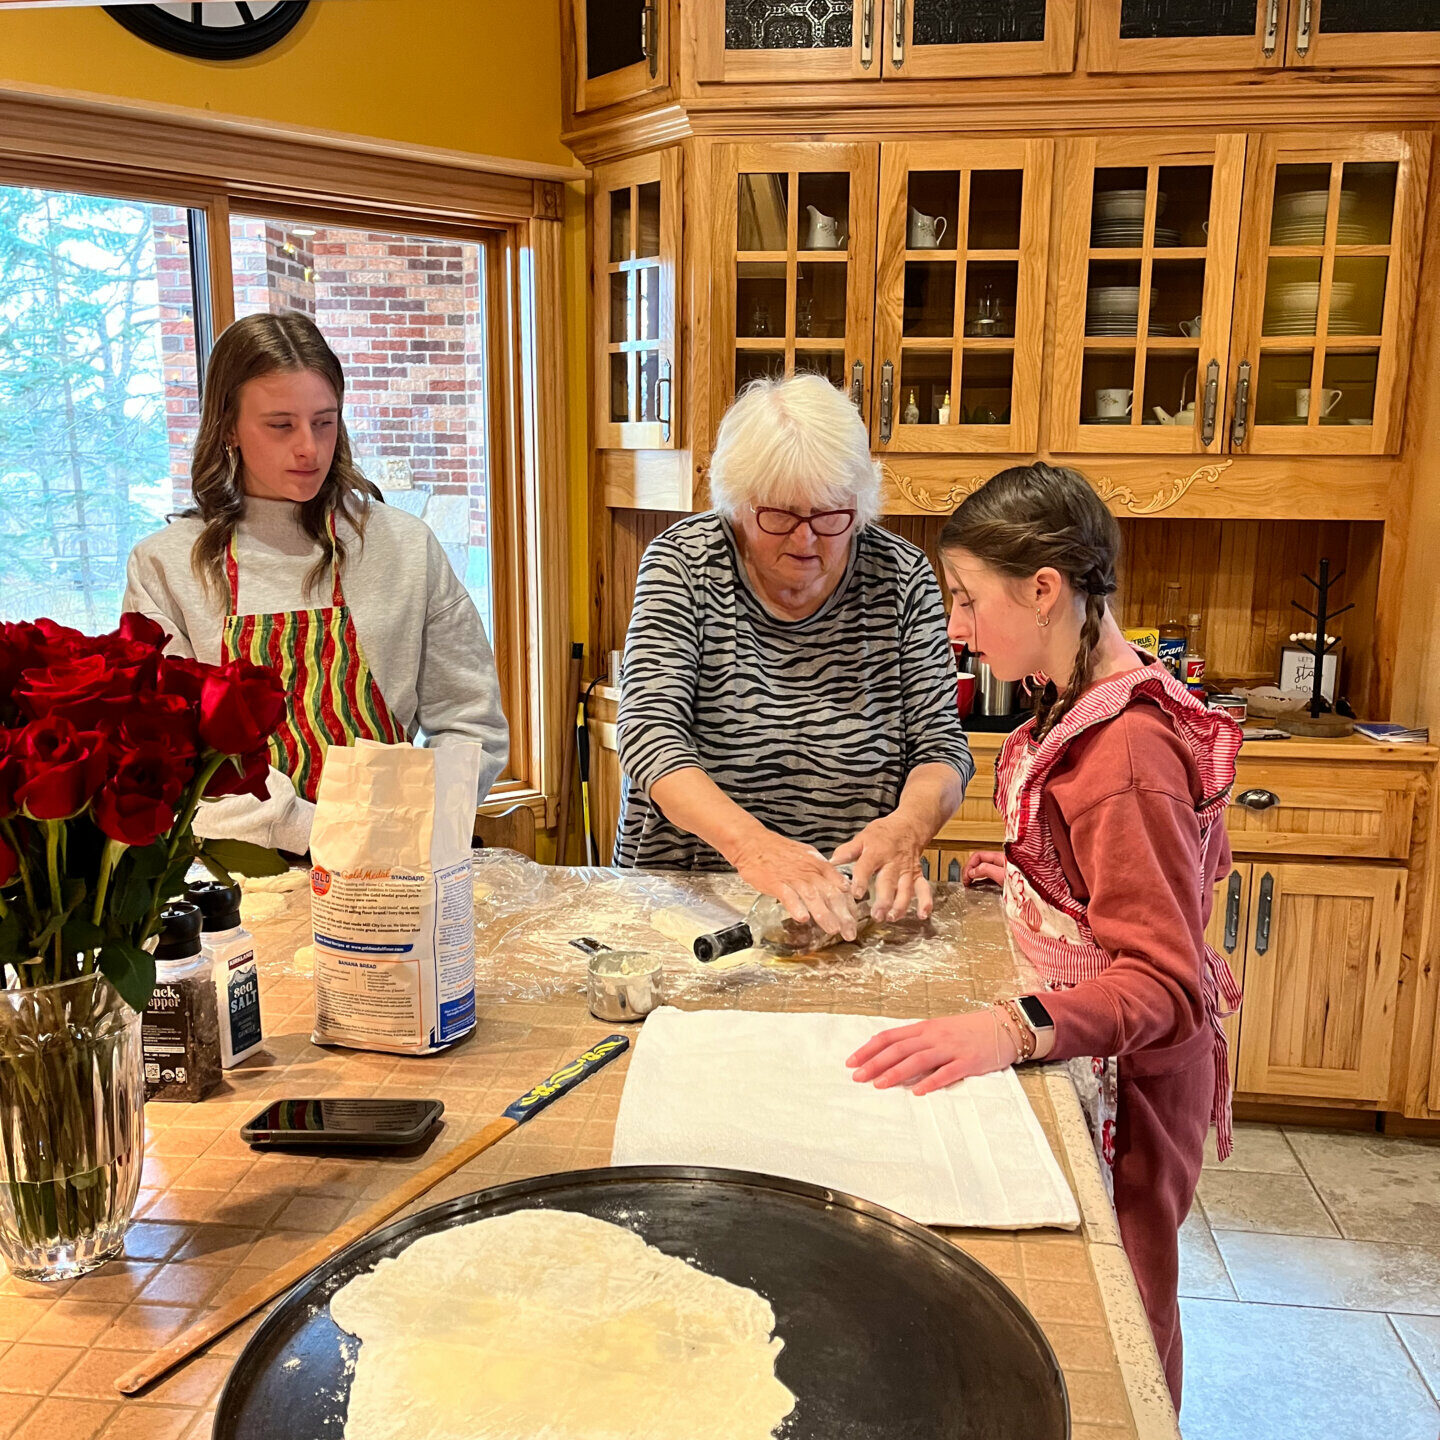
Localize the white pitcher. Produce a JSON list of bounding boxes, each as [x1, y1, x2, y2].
[[907, 207, 948, 248], [805, 205, 845, 250]]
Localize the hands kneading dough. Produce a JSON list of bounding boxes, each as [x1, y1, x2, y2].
[[329, 1209, 795, 1440]]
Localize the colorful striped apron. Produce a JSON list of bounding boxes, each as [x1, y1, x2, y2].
[[222, 513, 407, 802]]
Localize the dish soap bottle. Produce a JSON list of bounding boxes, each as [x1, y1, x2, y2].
[[189, 881, 264, 1068], [143, 902, 221, 1102], [693, 869, 873, 963], [902, 390, 920, 425]]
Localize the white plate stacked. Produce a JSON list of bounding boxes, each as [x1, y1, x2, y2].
[[1264, 280, 1361, 335], [1271, 189, 1368, 245], [1092, 221, 1183, 247], [1087, 284, 1167, 336]]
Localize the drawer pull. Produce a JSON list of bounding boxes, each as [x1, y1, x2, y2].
[[1237, 788, 1279, 811], [1254, 872, 1274, 955], [1223, 870, 1241, 953]]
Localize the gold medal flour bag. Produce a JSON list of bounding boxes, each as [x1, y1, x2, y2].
[[309, 739, 483, 1055]]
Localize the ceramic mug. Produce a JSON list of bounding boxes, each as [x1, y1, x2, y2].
[[907, 207, 948, 248], [1297, 386, 1343, 418], [1179, 315, 1203, 338], [1095, 387, 1133, 418]]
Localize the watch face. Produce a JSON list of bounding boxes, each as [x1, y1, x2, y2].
[[1016, 994, 1054, 1030], [104, 2, 309, 61]]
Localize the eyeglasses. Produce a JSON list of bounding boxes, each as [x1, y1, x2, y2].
[[751, 505, 856, 537]]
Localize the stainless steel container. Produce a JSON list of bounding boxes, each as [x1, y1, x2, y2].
[[586, 949, 663, 1023], [973, 659, 1017, 717]]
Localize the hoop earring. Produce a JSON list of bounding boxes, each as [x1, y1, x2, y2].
[[1035, 607, 1050, 628]]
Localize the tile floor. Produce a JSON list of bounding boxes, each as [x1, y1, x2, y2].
[[1179, 1122, 1440, 1440]]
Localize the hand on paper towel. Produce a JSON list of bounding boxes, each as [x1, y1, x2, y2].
[[847, 1012, 1020, 1096]]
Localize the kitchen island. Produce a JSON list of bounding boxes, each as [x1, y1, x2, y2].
[[0, 861, 1179, 1440]]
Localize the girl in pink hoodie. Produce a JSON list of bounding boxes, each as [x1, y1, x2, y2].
[[849, 462, 1241, 1410]]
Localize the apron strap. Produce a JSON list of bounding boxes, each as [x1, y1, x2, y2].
[[226, 511, 345, 615], [326, 509, 344, 608]]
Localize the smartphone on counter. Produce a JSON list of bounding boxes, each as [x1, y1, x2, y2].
[[240, 1098, 444, 1150]]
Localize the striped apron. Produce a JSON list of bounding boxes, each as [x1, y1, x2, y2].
[[222, 513, 407, 802], [995, 659, 1244, 1162]]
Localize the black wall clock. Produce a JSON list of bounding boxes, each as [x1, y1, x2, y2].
[[103, 2, 310, 60]]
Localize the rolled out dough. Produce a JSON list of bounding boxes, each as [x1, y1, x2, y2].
[[330, 1208, 796, 1440]]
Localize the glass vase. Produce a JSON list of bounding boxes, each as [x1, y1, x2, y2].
[[0, 973, 145, 1281]]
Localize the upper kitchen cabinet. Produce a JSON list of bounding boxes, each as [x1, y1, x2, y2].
[[1286, 0, 1440, 70], [873, 139, 1053, 454], [686, 1, 879, 84], [716, 142, 879, 410], [1228, 131, 1430, 457], [882, 0, 1078, 78], [594, 150, 682, 449], [1087, 0, 1285, 73], [571, 0, 668, 112], [1050, 135, 1246, 455]]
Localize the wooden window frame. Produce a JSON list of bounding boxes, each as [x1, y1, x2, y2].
[[0, 86, 576, 824]]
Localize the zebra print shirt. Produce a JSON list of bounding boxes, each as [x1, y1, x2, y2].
[[613, 512, 973, 870]]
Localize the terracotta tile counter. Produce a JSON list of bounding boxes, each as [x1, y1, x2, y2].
[[0, 860, 1180, 1440]]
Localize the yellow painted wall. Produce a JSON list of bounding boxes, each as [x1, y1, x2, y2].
[[0, 0, 591, 643]]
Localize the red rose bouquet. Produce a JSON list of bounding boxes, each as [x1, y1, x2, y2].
[[0, 614, 287, 1013]]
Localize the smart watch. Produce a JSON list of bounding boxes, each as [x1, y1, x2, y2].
[[1015, 994, 1055, 1039]]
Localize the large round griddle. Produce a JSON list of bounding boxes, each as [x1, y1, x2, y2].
[[214, 1166, 1069, 1439]]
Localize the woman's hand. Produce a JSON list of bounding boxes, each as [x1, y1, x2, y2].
[[729, 827, 858, 939], [846, 1012, 1019, 1096], [963, 850, 1006, 888], [831, 815, 932, 923]]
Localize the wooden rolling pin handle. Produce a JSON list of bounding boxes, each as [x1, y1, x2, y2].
[[113, 1115, 518, 1396]]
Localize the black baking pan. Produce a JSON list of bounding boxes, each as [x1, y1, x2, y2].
[[212, 1165, 1069, 1439]]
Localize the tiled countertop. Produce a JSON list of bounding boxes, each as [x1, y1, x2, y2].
[[0, 863, 1179, 1440]]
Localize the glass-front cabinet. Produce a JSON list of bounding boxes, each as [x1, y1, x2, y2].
[[1287, 0, 1440, 69], [1088, 0, 1285, 72], [885, 0, 1077, 77], [572, 0, 668, 112], [593, 150, 681, 449], [1050, 135, 1247, 454], [689, 0, 878, 83], [873, 140, 1053, 454], [719, 142, 878, 411], [1227, 131, 1430, 457]]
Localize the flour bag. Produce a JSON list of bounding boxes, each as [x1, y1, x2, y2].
[[309, 739, 483, 1055]]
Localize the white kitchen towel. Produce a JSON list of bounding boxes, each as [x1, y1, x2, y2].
[[611, 1008, 1080, 1230]]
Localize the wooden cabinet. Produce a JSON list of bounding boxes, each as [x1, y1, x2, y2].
[[1206, 865, 1252, 1086], [1233, 862, 1406, 1104], [883, 0, 1078, 78], [874, 139, 1052, 454], [1229, 130, 1430, 457], [593, 150, 682, 449], [571, 0, 668, 112], [1087, 0, 1286, 73], [1051, 134, 1245, 454], [717, 142, 879, 408], [1286, 1, 1440, 70], [686, 0, 879, 84]]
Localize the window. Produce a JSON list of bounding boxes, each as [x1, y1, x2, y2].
[[0, 184, 203, 629]]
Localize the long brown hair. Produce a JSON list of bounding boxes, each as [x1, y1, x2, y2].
[[940, 463, 1121, 736], [186, 311, 382, 600]]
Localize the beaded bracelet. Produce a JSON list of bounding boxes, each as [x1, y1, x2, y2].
[[991, 999, 1037, 1063]]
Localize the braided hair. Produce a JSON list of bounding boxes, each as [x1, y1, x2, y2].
[[939, 463, 1121, 737]]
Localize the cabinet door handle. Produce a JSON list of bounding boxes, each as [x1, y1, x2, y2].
[[860, 0, 874, 68], [920, 854, 931, 880], [657, 359, 672, 443], [1263, 0, 1279, 57], [642, 0, 657, 76], [1202, 358, 1220, 446], [1295, 0, 1313, 57], [1230, 359, 1251, 447], [1237, 788, 1279, 811], [851, 359, 865, 413], [892, 0, 905, 68], [1254, 872, 1274, 955], [947, 858, 961, 884], [880, 360, 894, 442], [1223, 869, 1242, 953]]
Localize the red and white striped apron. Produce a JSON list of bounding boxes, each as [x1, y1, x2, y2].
[[996, 660, 1244, 1162]]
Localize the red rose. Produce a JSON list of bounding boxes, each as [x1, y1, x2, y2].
[[0, 731, 20, 818], [157, 656, 211, 707], [14, 718, 109, 820], [0, 623, 46, 695], [119, 695, 199, 765], [0, 830, 16, 888], [116, 613, 170, 651], [33, 619, 92, 659], [109, 744, 187, 809], [93, 787, 174, 850], [198, 661, 285, 757], [16, 653, 141, 729], [204, 745, 271, 802]]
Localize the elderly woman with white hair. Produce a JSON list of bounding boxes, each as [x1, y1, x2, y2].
[[614, 373, 973, 936]]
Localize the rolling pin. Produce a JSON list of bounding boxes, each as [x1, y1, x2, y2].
[[115, 1034, 631, 1396]]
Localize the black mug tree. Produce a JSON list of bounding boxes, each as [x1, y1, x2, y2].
[[1288, 557, 1354, 725]]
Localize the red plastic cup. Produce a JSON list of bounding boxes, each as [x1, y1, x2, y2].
[[955, 670, 976, 719]]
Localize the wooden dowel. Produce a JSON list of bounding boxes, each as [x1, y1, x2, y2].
[[114, 1115, 518, 1396], [553, 643, 584, 865]]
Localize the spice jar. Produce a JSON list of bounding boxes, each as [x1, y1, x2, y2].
[[142, 902, 222, 1102]]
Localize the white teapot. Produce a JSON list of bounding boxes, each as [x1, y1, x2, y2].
[[805, 205, 845, 250], [1152, 402, 1197, 427], [907, 207, 948, 248]]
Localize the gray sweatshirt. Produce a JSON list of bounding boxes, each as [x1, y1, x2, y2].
[[122, 495, 508, 853]]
